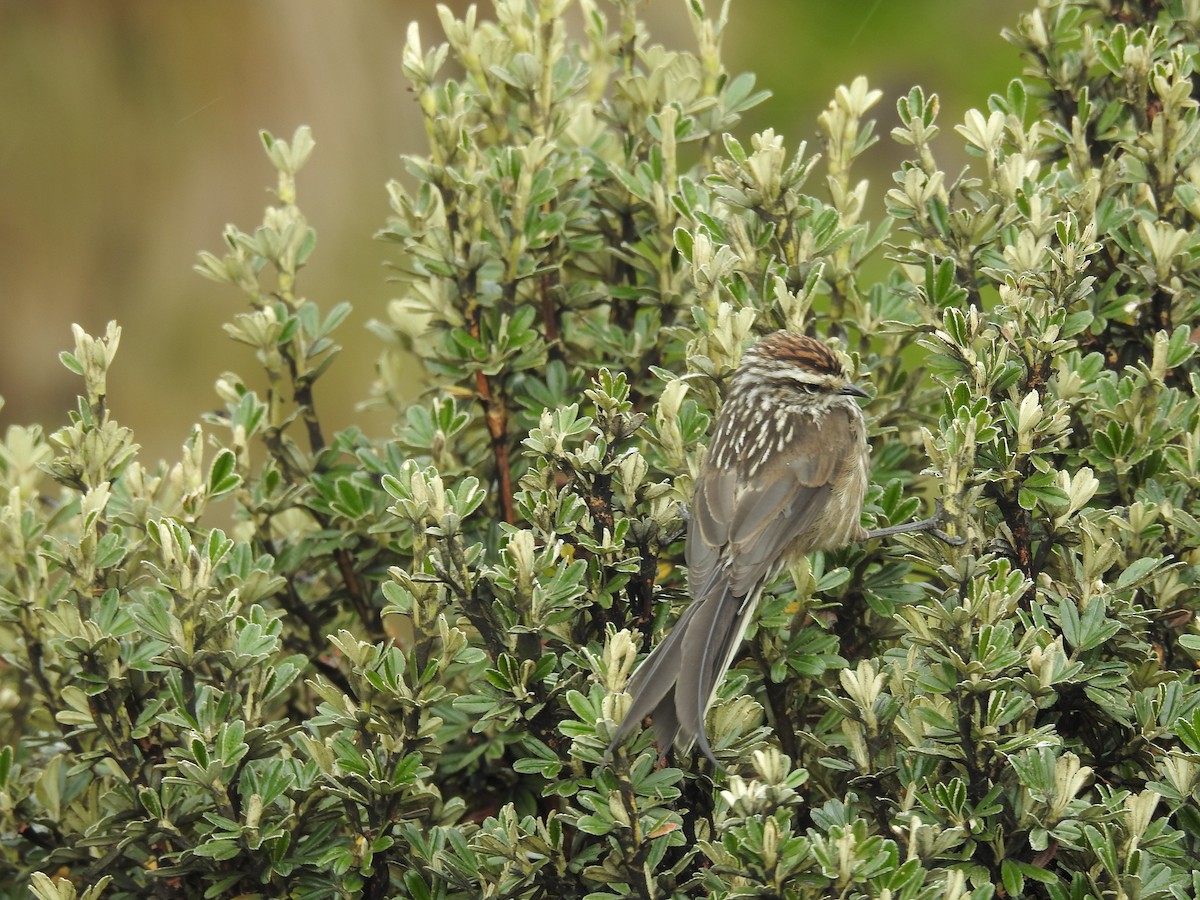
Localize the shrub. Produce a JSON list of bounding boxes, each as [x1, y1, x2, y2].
[[3, 0, 1200, 897]]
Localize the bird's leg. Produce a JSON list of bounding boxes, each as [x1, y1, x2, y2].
[[862, 501, 965, 545]]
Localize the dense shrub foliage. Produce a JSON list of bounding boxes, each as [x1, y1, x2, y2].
[[4, 0, 1200, 897]]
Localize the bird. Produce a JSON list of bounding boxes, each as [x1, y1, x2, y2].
[[606, 331, 955, 768]]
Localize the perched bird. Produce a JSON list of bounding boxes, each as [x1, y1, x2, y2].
[[607, 331, 953, 767]]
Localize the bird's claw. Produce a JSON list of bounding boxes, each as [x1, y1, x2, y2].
[[927, 500, 966, 545], [930, 526, 966, 546]]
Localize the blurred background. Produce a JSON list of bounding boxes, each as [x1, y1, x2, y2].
[[0, 1, 1019, 465]]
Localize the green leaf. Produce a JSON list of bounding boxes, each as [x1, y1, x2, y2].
[[58, 351, 84, 376], [1115, 556, 1161, 590], [208, 447, 241, 497]]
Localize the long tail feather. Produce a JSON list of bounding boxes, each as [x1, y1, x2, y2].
[[676, 589, 739, 766], [606, 587, 758, 767], [678, 588, 758, 767], [603, 603, 700, 760]]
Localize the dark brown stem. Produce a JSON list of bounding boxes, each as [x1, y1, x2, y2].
[[1151, 287, 1172, 332], [87, 691, 138, 779], [447, 566, 507, 661], [612, 764, 656, 900], [275, 336, 375, 631], [476, 368, 516, 525], [995, 491, 1033, 577], [279, 342, 326, 457], [755, 639, 798, 761], [1026, 356, 1053, 396], [587, 473, 620, 626], [611, 210, 639, 330], [262, 530, 355, 695], [261, 426, 304, 482], [956, 690, 987, 798], [334, 547, 373, 630], [24, 633, 62, 720], [293, 374, 326, 457], [259, 365, 373, 634], [627, 545, 658, 634], [1030, 533, 1058, 583], [362, 847, 392, 900]]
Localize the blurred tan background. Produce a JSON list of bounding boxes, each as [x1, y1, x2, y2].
[[0, 2, 1017, 465]]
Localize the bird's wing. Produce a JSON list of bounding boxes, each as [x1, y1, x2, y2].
[[687, 407, 858, 598]]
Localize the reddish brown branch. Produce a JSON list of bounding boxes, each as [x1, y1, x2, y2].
[[335, 547, 372, 628], [476, 369, 515, 525]]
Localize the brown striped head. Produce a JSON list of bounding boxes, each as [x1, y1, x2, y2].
[[734, 331, 868, 400]]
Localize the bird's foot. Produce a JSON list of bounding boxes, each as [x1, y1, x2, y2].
[[863, 500, 965, 545]]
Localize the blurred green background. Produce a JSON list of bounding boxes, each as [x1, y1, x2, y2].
[[0, 2, 1018, 465]]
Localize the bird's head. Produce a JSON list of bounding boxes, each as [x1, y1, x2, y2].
[[737, 331, 868, 402]]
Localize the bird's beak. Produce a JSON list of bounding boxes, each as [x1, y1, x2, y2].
[[841, 383, 870, 399]]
